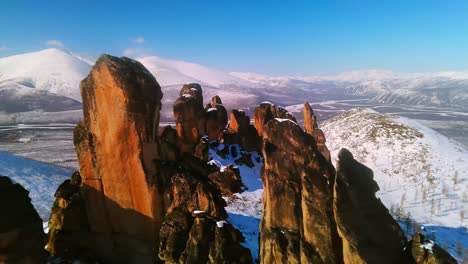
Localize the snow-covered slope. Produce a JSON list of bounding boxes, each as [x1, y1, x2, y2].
[[0, 151, 71, 220], [322, 109, 468, 228], [208, 144, 263, 262], [138, 56, 253, 87], [0, 49, 92, 102]]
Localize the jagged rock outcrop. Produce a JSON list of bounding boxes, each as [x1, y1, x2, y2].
[[0, 176, 46, 263], [73, 54, 163, 262], [45, 172, 89, 259], [259, 117, 342, 264], [69, 55, 251, 263], [253, 102, 296, 137], [157, 167, 251, 264], [180, 83, 203, 108], [205, 96, 228, 141], [333, 148, 409, 264], [174, 84, 206, 153], [225, 109, 260, 151], [304, 101, 331, 161], [411, 231, 457, 264], [208, 165, 244, 195]]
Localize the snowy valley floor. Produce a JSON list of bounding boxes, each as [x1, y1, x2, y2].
[[0, 105, 467, 262]]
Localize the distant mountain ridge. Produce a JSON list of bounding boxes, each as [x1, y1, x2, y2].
[[233, 70, 468, 108], [1, 49, 468, 116]]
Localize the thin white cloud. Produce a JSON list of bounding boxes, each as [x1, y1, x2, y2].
[[0, 45, 7, 51], [46, 40, 64, 48], [132, 37, 145, 44], [123, 48, 137, 57]]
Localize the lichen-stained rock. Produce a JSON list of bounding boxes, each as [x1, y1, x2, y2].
[[174, 84, 206, 152], [74, 54, 163, 262], [411, 231, 457, 264], [259, 118, 341, 264], [333, 148, 408, 264], [205, 95, 228, 141], [0, 176, 46, 263], [304, 101, 331, 161], [253, 102, 296, 137]]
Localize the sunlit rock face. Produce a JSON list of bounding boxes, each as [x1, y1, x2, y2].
[[71, 56, 251, 263], [253, 102, 296, 137], [74, 54, 163, 262], [258, 114, 342, 264], [303, 101, 331, 161]]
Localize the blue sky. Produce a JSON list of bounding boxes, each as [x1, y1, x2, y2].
[[1, 0, 468, 75]]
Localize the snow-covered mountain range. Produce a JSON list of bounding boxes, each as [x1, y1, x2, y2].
[[1, 48, 468, 119], [0, 49, 92, 102], [234, 70, 468, 109]]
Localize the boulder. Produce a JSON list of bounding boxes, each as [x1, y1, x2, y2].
[[333, 148, 409, 264], [304, 101, 331, 161], [0, 176, 46, 263], [259, 117, 341, 264]]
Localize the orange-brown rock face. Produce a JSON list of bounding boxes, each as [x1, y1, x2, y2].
[[333, 148, 408, 264], [73, 62, 250, 263], [205, 96, 228, 141], [73, 54, 163, 262], [174, 84, 206, 152], [253, 102, 296, 136], [259, 117, 342, 264], [304, 101, 331, 161], [226, 109, 261, 151], [0, 176, 46, 263]]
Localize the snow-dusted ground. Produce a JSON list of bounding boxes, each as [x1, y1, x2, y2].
[[208, 144, 263, 262], [322, 108, 467, 260], [0, 110, 82, 125], [0, 124, 78, 169]]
